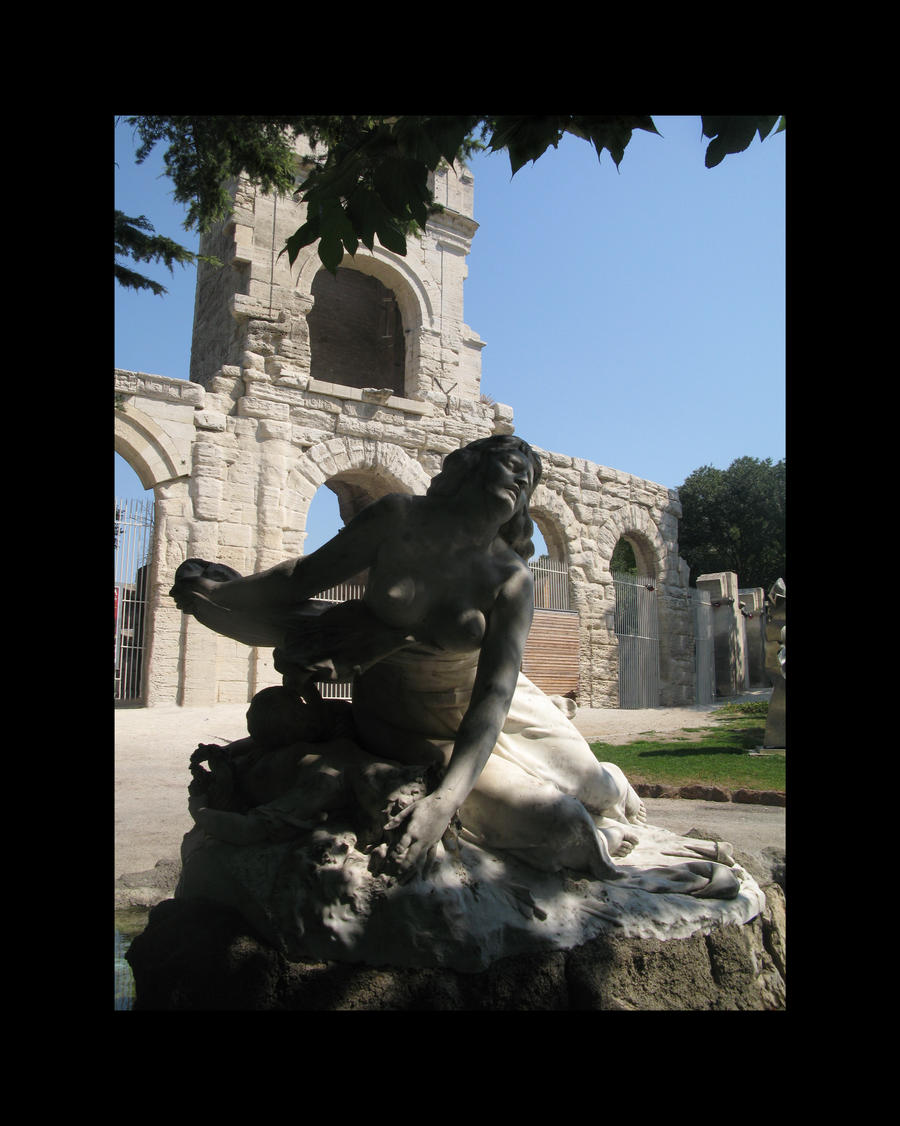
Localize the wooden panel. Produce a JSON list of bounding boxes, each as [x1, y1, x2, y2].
[[521, 610, 580, 697]]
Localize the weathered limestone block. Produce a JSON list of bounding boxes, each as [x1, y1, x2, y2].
[[492, 401, 515, 434], [190, 478, 225, 521], [292, 426, 335, 449], [257, 419, 292, 442], [217, 522, 253, 549], [239, 397, 290, 421], [194, 410, 227, 432]]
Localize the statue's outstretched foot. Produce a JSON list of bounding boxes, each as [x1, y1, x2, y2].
[[625, 787, 647, 825], [597, 824, 640, 857]]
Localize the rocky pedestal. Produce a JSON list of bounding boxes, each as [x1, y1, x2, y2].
[[126, 880, 785, 1010], [125, 811, 786, 1010]]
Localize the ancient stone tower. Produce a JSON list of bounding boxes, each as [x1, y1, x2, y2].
[[115, 142, 695, 708]]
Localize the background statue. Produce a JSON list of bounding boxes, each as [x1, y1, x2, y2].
[[171, 435, 737, 899]]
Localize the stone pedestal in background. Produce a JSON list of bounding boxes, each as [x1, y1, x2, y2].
[[696, 572, 746, 697], [764, 579, 786, 748]]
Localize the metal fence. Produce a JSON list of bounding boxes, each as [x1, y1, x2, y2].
[[115, 497, 155, 701], [312, 581, 366, 698], [529, 556, 569, 611], [113, 539, 578, 703], [612, 571, 660, 709], [691, 587, 716, 705], [311, 561, 572, 700]]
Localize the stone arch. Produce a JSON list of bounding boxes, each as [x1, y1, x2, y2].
[[114, 405, 189, 490], [298, 249, 435, 401], [287, 438, 431, 548], [599, 505, 667, 579], [529, 483, 588, 614], [307, 268, 406, 394], [528, 490, 569, 563], [530, 486, 577, 562], [296, 247, 435, 331], [601, 504, 689, 707]]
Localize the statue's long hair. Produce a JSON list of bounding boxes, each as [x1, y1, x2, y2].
[[426, 435, 543, 561]]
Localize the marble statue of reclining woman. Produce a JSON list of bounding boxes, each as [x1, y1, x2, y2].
[[171, 435, 737, 899]]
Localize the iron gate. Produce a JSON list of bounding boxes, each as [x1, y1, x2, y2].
[[613, 571, 660, 709], [529, 556, 570, 610], [313, 581, 366, 699], [312, 562, 573, 701], [115, 496, 154, 701], [691, 587, 716, 705]]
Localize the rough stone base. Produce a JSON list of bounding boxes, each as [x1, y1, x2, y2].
[[126, 888, 786, 1011], [115, 858, 183, 910]]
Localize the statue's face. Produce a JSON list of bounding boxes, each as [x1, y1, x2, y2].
[[481, 445, 534, 517]]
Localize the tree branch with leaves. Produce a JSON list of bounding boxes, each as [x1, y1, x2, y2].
[[115, 114, 785, 290]]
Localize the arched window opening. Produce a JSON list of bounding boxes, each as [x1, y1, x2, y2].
[[610, 536, 639, 575], [115, 453, 155, 703], [522, 513, 577, 697], [308, 268, 405, 395], [529, 517, 569, 611], [303, 474, 384, 701], [611, 535, 660, 708], [303, 484, 344, 556]]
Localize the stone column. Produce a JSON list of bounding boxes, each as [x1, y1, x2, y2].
[[739, 587, 767, 689], [178, 433, 233, 706], [142, 479, 193, 706], [696, 571, 747, 698]]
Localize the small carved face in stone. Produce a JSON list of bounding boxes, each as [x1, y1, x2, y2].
[[246, 686, 329, 749]]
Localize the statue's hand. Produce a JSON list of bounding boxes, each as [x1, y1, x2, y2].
[[383, 793, 455, 881]]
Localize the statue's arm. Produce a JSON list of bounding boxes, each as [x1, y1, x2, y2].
[[438, 566, 534, 808], [178, 494, 406, 614]]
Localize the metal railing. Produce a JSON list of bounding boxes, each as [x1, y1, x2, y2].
[[315, 582, 366, 605], [529, 556, 570, 611], [612, 570, 660, 709], [312, 582, 366, 698], [115, 496, 155, 701], [691, 587, 716, 705]]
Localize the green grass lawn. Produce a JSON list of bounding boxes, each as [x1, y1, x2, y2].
[[589, 701, 784, 792]]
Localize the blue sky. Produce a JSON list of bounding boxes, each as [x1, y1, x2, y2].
[[115, 116, 785, 555]]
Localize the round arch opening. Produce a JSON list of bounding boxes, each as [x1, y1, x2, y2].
[[610, 534, 656, 578], [307, 267, 406, 395]]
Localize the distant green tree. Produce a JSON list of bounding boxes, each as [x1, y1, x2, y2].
[[116, 115, 785, 287], [610, 538, 639, 575], [677, 457, 785, 591]]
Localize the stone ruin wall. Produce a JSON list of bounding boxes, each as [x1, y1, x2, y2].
[[115, 149, 695, 709]]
